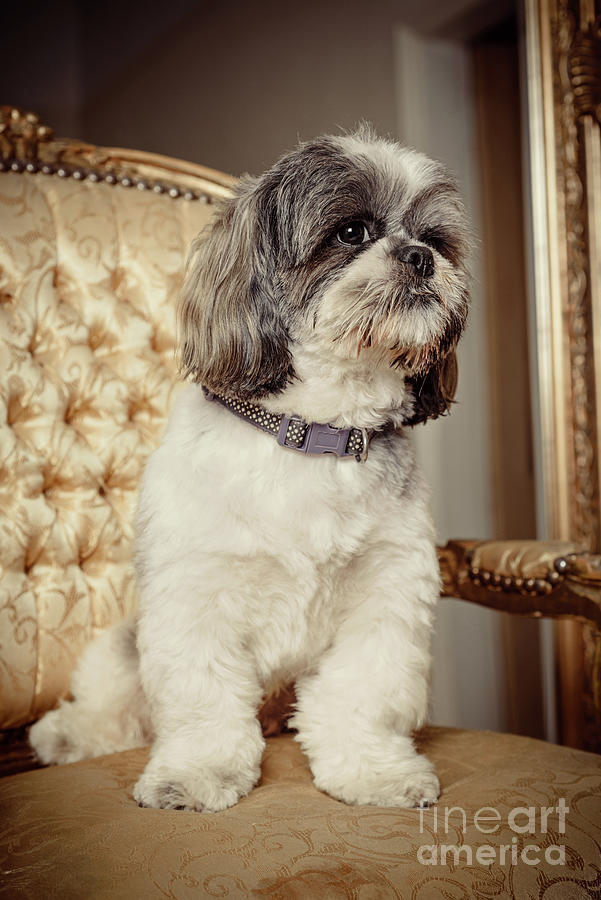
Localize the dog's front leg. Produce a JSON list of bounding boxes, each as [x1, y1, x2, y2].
[[292, 538, 440, 809], [133, 598, 264, 813]]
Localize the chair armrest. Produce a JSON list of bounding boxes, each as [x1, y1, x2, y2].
[[437, 539, 601, 631]]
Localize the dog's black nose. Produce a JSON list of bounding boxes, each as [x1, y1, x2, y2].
[[395, 244, 434, 278]]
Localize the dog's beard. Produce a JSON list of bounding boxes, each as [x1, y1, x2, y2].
[[315, 251, 468, 375]]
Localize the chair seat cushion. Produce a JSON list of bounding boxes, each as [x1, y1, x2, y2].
[[1, 726, 600, 898]]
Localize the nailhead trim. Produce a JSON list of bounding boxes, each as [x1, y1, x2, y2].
[[0, 156, 213, 203], [466, 553, 573, 595]]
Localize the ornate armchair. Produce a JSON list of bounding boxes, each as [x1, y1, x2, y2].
[[1, 107, 600, 897]]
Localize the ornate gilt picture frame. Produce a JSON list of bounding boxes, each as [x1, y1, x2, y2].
[[524, 0, 600, 747]]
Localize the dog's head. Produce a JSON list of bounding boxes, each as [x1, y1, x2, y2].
[[178, 127, 470, 425]]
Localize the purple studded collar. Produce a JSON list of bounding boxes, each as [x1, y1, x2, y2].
[[202, 388, 373, 462]]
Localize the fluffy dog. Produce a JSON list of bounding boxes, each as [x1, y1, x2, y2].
[[30, 127, 469, 812]]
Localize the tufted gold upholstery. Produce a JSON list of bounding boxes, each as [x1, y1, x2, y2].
[[0, 114, 231, 729], [1, 109, 601, 899]]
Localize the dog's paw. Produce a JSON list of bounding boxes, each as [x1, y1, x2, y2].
[[389, 768, 441, 809], [133, 765, 254, 813], [314, 753, 440, 809]]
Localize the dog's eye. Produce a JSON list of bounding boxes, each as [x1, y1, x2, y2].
[[419, 227, 456, 261], [336, 222, 370, 246]]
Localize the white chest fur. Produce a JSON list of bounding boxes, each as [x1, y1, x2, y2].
[[134, 385, 430, 689]]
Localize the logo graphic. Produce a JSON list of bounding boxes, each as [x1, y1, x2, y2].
[[417, 799, 568, 866]]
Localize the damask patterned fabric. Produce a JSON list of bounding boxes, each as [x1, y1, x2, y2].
[[1, 728, 600, 898], [0, 171, 215, 728]]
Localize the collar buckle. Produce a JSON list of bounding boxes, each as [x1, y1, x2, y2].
[[305, 422, 351, 457], [278, 417, 356, 458]]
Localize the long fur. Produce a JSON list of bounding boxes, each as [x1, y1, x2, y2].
[[30, 128, 470, 812]]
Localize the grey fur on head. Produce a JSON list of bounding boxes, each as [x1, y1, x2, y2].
[[177, 127, 470, 424]]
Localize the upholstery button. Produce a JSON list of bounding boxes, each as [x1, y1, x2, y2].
[[28, 332, 41, 354], [7, 395, 25, 426]]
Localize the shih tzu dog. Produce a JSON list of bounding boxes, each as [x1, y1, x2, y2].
[[30, 127, 469, 812]]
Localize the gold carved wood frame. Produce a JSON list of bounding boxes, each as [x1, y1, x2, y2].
[[0, 106, 235, 201], [524, 0, 601, 746]]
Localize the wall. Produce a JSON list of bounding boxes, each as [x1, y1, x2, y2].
[[81, 0, 402, 177], [395, 26, 512, 733], [2, 1, 84, 138]]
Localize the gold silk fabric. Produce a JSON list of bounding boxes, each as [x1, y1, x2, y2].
[[470, 540, 581, 579], [1, 729, 600, 898], [0, 171, 214, 728]]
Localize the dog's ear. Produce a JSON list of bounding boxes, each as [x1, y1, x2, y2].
[[177, 181, 293, 399], [403, 350, 459, 425]]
